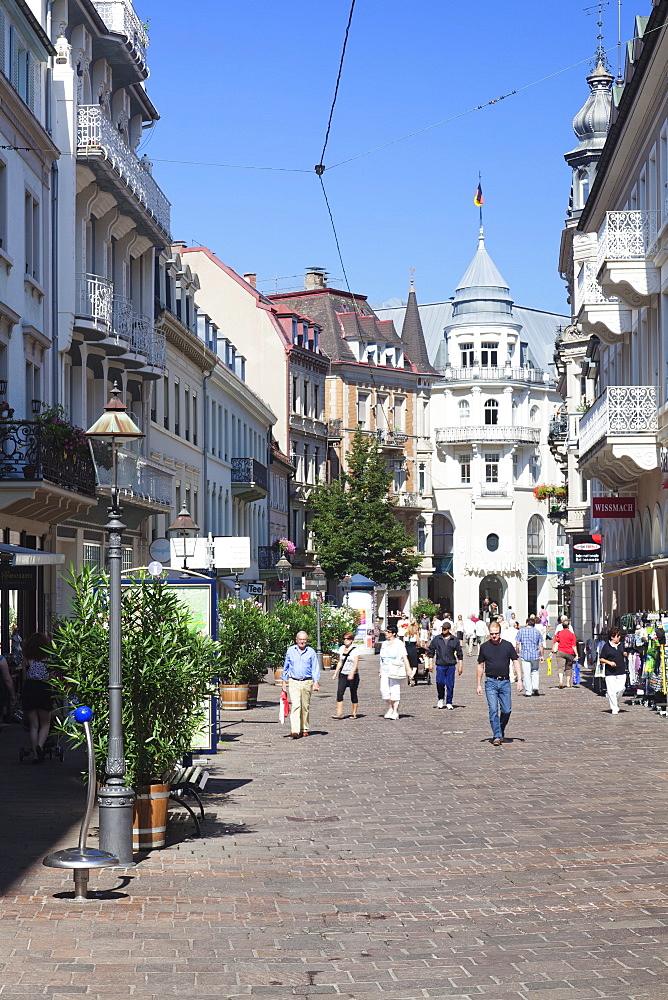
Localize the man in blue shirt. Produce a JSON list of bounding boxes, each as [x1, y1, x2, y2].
[[516, 618, 544, 697], [282, 630, 320, 738]]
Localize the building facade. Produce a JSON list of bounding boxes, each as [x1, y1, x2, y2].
[[556, 2, 668, 632], [379, 234, 568, 621]]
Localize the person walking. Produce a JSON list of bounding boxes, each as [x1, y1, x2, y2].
[[332, 632, 360, 720], [282, 630, 320, 739], [21, 632, 53, 763], [463, 615, 477, 655], [378, 624, 412, 719], [476, 623, 523, 745], [516, 617, 544, 697], [419, 614, 430, 645], [551, 620, 578, 688], [428, 620, 464, 709], [598, 626, 628, 714], [431, 613, 444, 639], [475, 616, 488, 647], [404, 620, 421, 685], [455, 615, 465, 641]]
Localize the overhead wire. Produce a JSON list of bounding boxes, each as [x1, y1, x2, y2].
[[317, 0, 357, 170]]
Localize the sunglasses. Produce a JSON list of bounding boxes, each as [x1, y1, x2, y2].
[[489, 632, 501, 637]]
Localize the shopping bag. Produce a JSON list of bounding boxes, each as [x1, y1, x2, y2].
[[546, 656, 552, 676], [573, 661, 580, 685], [279, 689, 290, 725]]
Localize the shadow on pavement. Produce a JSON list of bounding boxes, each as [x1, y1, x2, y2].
[[0, 722, 87, 897]]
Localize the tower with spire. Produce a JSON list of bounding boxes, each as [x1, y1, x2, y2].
[[564, 59, 613, 220]]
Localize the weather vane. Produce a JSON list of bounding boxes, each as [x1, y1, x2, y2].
[[584, 1, 612, 71]]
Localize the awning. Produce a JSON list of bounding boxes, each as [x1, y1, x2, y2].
[[573, 555, 668, 584], [0, 543, 65, 566]]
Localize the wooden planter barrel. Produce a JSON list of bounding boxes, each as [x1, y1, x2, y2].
[[247, 683, 259, 708], [274, 668, 283, 685], [323, 654, 332, 669], [133, 781, 170, 850], [219, 682, 249, 711]]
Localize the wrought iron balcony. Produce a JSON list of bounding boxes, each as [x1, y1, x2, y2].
[[439, 365, 552, 385], [0, 421, 96, 496], [112, 295, 166, 373], [548, 413, 568, 442], [578, 385, 658, 489], [92, 0, 149, 71], [231, 457, 269, 501], [376, 429, 408, 448], [575, 260, 630, 342], [77, 106, 171, 236], [327, 418, 342, 439], [436, 425, 540, 446], [258, 546, 281, 571], [75, 273, 113, 338], [596, 211, 663, 306]]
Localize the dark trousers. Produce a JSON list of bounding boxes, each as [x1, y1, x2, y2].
[[435, 664, 456, 703]]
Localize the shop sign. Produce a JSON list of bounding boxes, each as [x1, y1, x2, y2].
[[246, 582, 264, 596], [0, 566, 37, 590], [572, 534, 602, 564], [592, 496, 635, 518]]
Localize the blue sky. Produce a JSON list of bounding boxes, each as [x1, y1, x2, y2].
[[136, 0, 635, 314]]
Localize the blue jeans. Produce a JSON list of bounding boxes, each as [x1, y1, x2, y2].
[[435, 664, 456, 703], [485, 677, 512, 739]]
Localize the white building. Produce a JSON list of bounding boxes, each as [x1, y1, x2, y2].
[[379, 232, 568, 621]]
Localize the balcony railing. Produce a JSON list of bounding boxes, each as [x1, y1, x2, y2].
[[392, 492, 419, 507], [76, 273, 113, 328], [258, 546, 281, 571], [112, 295, 166, 369], [77, 106, 171, 235], [579, 386, 658, 457], [93, 0, 149, 69], [548, 413, 568, 442], [0, 421, 96, 495], [439, 365, 551, 384], [231, 457, 269, 494], [479, 483, 508, 497], [436, 425, 540, 446], [95, 449, 172, 507], [575, 260, 621, 314], [376, 429, 408, 447], [597, 210, 661, 270], [327, 418, 342, 439]]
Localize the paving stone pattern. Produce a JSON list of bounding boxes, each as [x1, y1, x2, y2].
[[2, 652, 668, 1000]]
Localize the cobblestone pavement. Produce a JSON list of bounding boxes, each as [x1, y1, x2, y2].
[[2, 652, 668, 1000]]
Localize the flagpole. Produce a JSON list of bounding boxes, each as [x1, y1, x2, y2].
[[478, 171, 483, 229]]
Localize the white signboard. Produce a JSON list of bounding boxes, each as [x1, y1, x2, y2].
[[246, 582, 264, 596], [170, 537, 211, 570], [213, 536, 251, 571]]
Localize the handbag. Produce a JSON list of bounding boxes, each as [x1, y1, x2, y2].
[[381, 651, 406, 680]]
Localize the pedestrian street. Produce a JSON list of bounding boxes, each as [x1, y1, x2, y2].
[[2, 651, 668, 1000]]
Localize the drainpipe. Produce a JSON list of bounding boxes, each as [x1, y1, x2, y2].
[[47, 1, 58, 407], [202, 368, 212, 543]]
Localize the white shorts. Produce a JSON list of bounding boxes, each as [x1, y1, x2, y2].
[[380, 674, 402, 701]]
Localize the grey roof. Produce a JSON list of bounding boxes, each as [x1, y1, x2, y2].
[[375, 300, 569, 375], [400, 287, 438, 375], [456, 231, 509, 293]]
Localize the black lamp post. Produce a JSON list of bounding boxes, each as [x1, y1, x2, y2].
[[341, 573, 352, 606], [167, 504, 200, 571], [312, 563, 326, 671], [86, 385, 144, 865], [276, 555, 291, 603]]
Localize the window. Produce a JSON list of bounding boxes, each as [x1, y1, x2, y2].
[[303, 379, 309, 416], [24, 192, 39, 279], [313, 384, 320, 420], [459, 453, 471, 484], [314, 446, 320, 482], [418, 462, 425, 493], [484, 452, 499, 483], [392, 459, 405, 492], [460, 342, 474, 367], [163, 376, 170, 429], [484, 399, 499, 425], [376, 393, 389, 431], [486, 533, 499, 552], [357, 391, 369, 427], [0, 161, 7, 249], [527, 514, 545, 555], [303, 444, 309, 484], [433, 513, 453, 555], [192, 393, 198, 446], [418, 520, 426, 553], [83, 543, 102, 569], [529, 453, 540, 483], [174, 380, 180, 435], [458, 399, 470, 424], [292, 375, 298, 413], [122, 548, 134, 573], [481, 341, 498, 367], [512, 454, 518, 481], [184, 384, 190, 441], [530, 405, 539, 424], [393, 396, 405, 431]]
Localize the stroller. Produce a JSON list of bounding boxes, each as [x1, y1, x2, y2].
[[409, 646, 432, 685]]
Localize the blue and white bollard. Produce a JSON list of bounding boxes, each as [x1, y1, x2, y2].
[[43, 706, 119, 900]]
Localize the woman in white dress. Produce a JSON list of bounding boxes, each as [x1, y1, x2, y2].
[[378, 625, 412, 720]]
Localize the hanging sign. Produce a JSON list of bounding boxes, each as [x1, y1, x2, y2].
[[572, 533, 602, 564], [592, 497, 635, 518], [0, 566, 36, 590]]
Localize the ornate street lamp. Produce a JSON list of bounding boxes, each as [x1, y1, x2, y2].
[[167, 504, 200, 571], [341, 573, 352, 606], [86, 384, 144, 865], [312, 563, 327, 671], [276, 555, 291, 603]]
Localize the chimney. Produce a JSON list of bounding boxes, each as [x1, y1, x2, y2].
[[305, 267, 328, 290], [243, 272, 257, 288], [171, 241, 187, 249]]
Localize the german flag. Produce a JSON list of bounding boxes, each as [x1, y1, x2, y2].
[[474, 182, 484, 207]]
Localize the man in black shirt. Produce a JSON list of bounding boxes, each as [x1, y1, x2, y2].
[[476, 623, 523, 745], [428, 621, 464, 709]]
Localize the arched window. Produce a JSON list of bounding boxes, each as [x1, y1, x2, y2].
[[484, 399, 499, 425], [458, 400, 470, 424], [527, 514, 545, 555], [530, 405, 539, 424], [433, 513, 453, 556]]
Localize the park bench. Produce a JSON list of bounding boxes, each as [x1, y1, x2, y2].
[[168, 765, 209, 838]]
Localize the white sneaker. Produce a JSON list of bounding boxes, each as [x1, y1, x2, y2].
[[384, 709, 394, 719], [391, 709, 400, 719], [437, 699, 445, 709], [446, 703, 454, 710], [611, 707, 620, 715]]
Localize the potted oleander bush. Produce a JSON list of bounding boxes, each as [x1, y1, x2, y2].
[[51, 567, 217, 849], [217, 598, 276, 710]]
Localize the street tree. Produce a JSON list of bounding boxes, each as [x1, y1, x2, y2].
[[308, 429, 421, 588]]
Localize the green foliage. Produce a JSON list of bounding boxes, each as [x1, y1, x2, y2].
[[217, 598, 276, 684], [308, 429, 421, 588], [269, 601, 359, 659], [50, 567, 217, 786], [411, 599, 441, 621], [36, 404, 89, 460]]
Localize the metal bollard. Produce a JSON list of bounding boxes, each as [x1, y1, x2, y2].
[[43, 706, 120, 899]]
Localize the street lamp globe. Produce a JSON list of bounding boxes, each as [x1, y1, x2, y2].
[[86, 384, 144, 505], [313, 564, 326, 594], [276, 554, 291, 603], [341, 573, 352, 605], [167, 504, 200, 571]]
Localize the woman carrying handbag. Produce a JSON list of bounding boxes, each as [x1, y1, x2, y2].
[[378, 625, 413, 720], [332, 632, 361, 719]]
